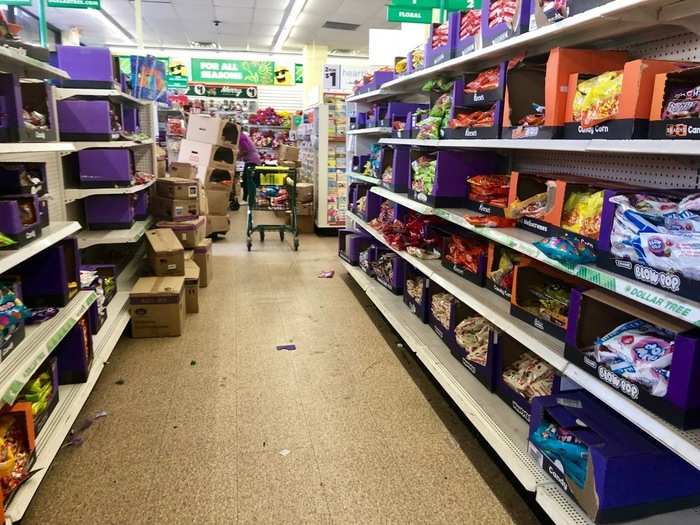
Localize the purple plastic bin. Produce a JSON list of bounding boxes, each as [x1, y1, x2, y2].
[[0, 74, 57, 142], [352, 154, 370, 173], [356, 113, 368, 129], [0, 195, 41, 247], [360, 71, 394, 93], [403, 267, 430, 323], [425, 16, 459, 67], [38, 198, 49, 228], [122, 106, 139, 133], [57, 99, 119, 141], [51, 45, 117, 89], [78, 149, 133, 187], [133, 189, 149, 220], [55, 313, 94, 384], [408, 149, 499, 207], [84, 194, 135, 230], [380, 102, 429, 129], [376, 254, 405, 295], [455, 10, 480, 56], [361, 191, 383, 222], [367, 104, 387, 128], [481, 0, 531, 47], [441, 234, 488, 286], [449, 326, 499, 390], [87, 298, 107, 335]]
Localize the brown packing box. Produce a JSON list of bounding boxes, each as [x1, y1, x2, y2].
[[157, 216, 207, 248], [297, 202, 313, 216], [203, 166, 235, 188], [199, 184, 210, 215], [169, 162, 197, 180], [206, 214, 230, 236], [206, 183, 230, 215], [129, 276, 185, 338], [156, 177, 199, 200], [278, 144, 299, 162], [145, 228, 185, 276], [184, 260, 200, 314], [193, 238, 213, 288], [296, 182, 313, 203], [151, 195, 200, 222], [297, 215, 314, 234]]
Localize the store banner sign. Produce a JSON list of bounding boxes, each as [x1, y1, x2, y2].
[[274, 65, 294, 86], [190, 58, 275, 85], [386, 5, 433, 23], [167, 59, 189, 89], [186, 84, 258, 99], [47, 0, 100, 7], [323, 64, 341, 90]]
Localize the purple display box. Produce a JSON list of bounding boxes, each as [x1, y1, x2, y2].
[[55, 312, 94, 384], [529, 390, 700, 522], [23, 356, 59, 436], [338, 229, 374, 266], [407, 49, 423, 74], [481, 0, 532, 47], [440, 234, 488, 286], [428, 281, 471, 347], [596, 188, 700, 303], [78, 149, 133, 188], [379, 146, 411, 193], [360, 191, 383, 222], [122, 106, 139, 133], [356, 113, 368, 129], [0, 164, 47, 195], [359, 71, 395, 93], [450, 326, 499, 391], [87, 299, 107, 335], [351, 154, 370, 174], [408, 149, 498, 207], [38, 198, 49, 228], [379, 103, 429, 129], [455, 10, 480, 57], [84, 194, 135, 230], [14, 237, 80, 307], [0, 195, 41, 248], [425, 16, 459, 67], [403, 266, 430, 323], [81, 264, 117, 305], [133, 189, 149, 220], [0, 74, 57, 142], [565, 288, 700, 429], [349, 183, 369, 215], [375, 254, 405, 295], [51, 45, 118, 89], [57, 100, 120, 141], [367, 104, 387, 128], [393, 111, 414, 139]]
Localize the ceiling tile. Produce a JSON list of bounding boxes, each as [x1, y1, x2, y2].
[[214, 7, 254, 23], [252, 8, 285, 24]]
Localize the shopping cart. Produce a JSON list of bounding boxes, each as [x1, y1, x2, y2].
[[245, 164, 299, 251]]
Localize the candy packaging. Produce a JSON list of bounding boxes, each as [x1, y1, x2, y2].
[[464, 215, 516, 228], [431, 22, 449, 49], [505, 192, 548, 219], [572, 70, 624, 128], [406, 276, 427, 305], [449, 105, 496, 129], [534, 237, 597, 264], [460, 10, 481, 38], [411, 156, 437, 196], [465, 68, 500, 93], [0, 285, 30, 340], [523, 282, 571, 329], [432, 292, 457, 329], [531, 422, 588, 489], [502, 353, 556, 402], [561, 190, 604, 239], [489, 0, 518, 28], [467, 175, 510, 208], [662, 85, 700, 120], [488, 249, 520, 291], [445, 234, 486, 273], [454, 316, 491, 366]]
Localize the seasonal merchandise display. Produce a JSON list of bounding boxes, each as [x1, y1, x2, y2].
[[520, 280, 571, 329], [353, 67, 394, 94], [466, 174, 510, 215], [443, 234, 487, 283], [571, 70, 624, 128], [17, 357, 58, 435], [0, 407, 35, 512]]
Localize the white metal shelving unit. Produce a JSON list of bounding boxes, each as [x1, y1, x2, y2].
[[0, 46, 69, 79], [54, 87, 147, 106], [71, 139, 154, 152], [347, 127, 393, 136], [63, 179, 155, 204], [347, 173, 381, 185], [0, 222, 81, 274], [77, 217, 153, 249], [0, 143, 75, 155]]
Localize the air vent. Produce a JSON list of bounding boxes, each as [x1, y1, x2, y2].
[[322, 21, 360, 31], [190, 41, 219, 49]]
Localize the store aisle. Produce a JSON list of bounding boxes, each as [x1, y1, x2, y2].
[[24, 213, 543, 525]]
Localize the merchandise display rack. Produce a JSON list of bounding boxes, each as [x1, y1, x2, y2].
[[76, 217, 154, 249], [347, 127, 393, 136]]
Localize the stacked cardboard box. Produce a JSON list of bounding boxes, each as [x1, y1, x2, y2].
[[152, 177, 200, 222]]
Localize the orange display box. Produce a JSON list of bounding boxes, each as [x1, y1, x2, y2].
[[649, 65, 700, 139]]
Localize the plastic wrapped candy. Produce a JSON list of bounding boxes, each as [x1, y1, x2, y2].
[[464, 215, 516, 228], [531, 422, 588, 489], [488, 249, 520, 291], [449, 106, 496, 129], [381, 166, 393, 185], [455, 316, 491, 366], [416, 117, 442, 140], [0, 286, 31, 340], [505, 192, 548, 219], [572, 70, 624, 128], [534, 237, 596, 265], [523, 282, 571, 329], [464, 68, 500, 93], [431, 292, 457, 328], [406, 276, 427, 304], [0, 413, 32, 500], [0, 233, 16, 248], [595, 319, 675, 370], [411, 156, 437, 195], [460, 9, 481, 38], [430, 93, 452, 118], [467, 175, 510, 207], [502, 353, 556, 402], [445, 234, 486, 273], [561, 190, 604, 239], [431, 22, 449, 49]]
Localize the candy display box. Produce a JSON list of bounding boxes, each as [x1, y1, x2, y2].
[[649, 66, 700, 140], [404, 266, 430, 323], [14, 237, 80, 307], [374, 253, 406, 295], [133, 189, 149, 221], [55, 312, 93, 384], [366, 104, 387, 128], [507, 171, 564, 237], [77, 149, 133, 188], [379, 102, 428, 129], [51, 45, 121, 89], [358, 71, 394, 94], [486, 244, 535, 302], [563, 58, 693, 139], [0, 280, 24, 360], [565, 288, 700, 429], [455, 9, 481, 57], [0, 164, 47, 196], [379, 146, 411, 193], [0, 195, 41, 248], [0, 74, 57, 142], [441, 233, 488, 286], [84, 194, 135, 230], [464, 170, 511, 217], [528, 390, 700, 523], [447, 305, 499, 390], [0, 403, 36, 520], [425, 17, 458, 67], [408, 149, 498, 207], [338, 229, 373, 266], [428, 281, 471, 347], [528, 0, 612, 30], [18, 356, 59, 436], [57, 100, 121, 141], [351, 154, 370, 174], [481, 0, 532, 47]]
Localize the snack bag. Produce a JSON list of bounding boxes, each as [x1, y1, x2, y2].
[[534, 237, 596, 265], [572, 70, 623, 128], [595, 319, 675, 370], [561, 190, 604, 239]]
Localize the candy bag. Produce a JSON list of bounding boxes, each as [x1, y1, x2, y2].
[[596, 319, 676, 370], [464, 215, 516, 228], [534, 237, 596, 264], [573, 70, 623, 128], [0, 233, 16, 248], [430, 93, 452, 119], [561, 190, 604, 239], [505, 192, 548, 219]]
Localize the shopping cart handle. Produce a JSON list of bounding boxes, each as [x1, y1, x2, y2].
[[285, 177, 295, 186]]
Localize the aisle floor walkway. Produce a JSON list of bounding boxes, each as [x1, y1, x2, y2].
[[24, 212, 544, 525]]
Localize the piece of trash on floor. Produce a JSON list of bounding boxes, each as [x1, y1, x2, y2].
[[190, 360, 197, 366], [95, 410, 108, 419], [115, 379, 125, 385], [276, 344, 296, 351], [61, 435, 85, 449], [279, 449, 291, 457], [318, 270, 335, 278]]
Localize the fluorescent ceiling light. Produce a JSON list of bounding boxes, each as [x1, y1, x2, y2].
[[272, 0, 306, 53]]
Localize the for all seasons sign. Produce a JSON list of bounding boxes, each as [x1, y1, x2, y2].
[[190, 58, 275, 85]]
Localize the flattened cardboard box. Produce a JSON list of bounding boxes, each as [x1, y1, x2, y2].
[[184, 260, 200, 314], [129, 276, 185, 338], [156, 177, 198, 200], [169, 162, 197, 180], [151, 194, 200, 222], [193, 238, 213, 288], [145, 228, 185, 276], [156, 216, 206, 249]]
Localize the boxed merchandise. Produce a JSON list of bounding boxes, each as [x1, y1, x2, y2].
[[409, 149, 498, 207], [338, 229, 373, 266], [83, 194, 135, 230], [14, 238, 80, 307], [206, 214, 230, 237], [0, 195, 41, 248], [379, 145, 411, 193], [429, 282, 470, 347], [178, 139, 237, 181], [505, 171, 563, 236], [184, 260, 200, 314], [17, 356, 59, 435], [0, 74, 57, 142], [57, 99, 123, 141], [133, 189, 149, 221], [441, 233, 488, 286], [297, 215, 314, 234], [151, 195, 199, 222], [565, 288, 700, 429], [528, 0, 612, 30], [481, 0, 531, 47], [192, 239, 213, 288], [450, 315, 499, 390], [0, 403, 36, 518], [356, 70, 394, 94], [155, 177, 198, 200], [55, 312, 93, 384], [129, 276, 186, 338], [563, 58, 692, 139], [511, 264, 586, 341], [486, 244, 529, 301], [529, 390, 700, 522], [169, 162, 197, 179], [359, 190, 383, 223], [455, 9, 481, 56], [185, 114, 240, 147], [373, 252, 405, 295], [366, 104, 387, 128], [51, 45, 120, 88], [296, 183, 313, 203], [278, 145, 299, 162], [649, 66, 700, 139], [0, 164, 46, 196], [297, 202, 313, 216], [146, 229, 185, 276], [0, 281, 28, 360], [157, 216, 206, 248], [425, 17, 458, 67], [497, 332, 559, 422], [205, 184, 230, 216], [403, 266, 430, 323], [465, 173, 511, 216], [503, 48, 627, 139]]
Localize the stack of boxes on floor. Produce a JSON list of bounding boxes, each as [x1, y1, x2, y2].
[[278, 144, 314, 234], [177, 114, 240, 237]]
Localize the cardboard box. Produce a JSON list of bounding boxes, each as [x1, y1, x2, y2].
[[297, 215, 314, 234], [184, 260, 200, 314], [203, 166, 235, 189], [650, 66, 700, 139], [193, 238, 213, 288], [129, 276, 186, 338], [296, 182, 313, 203], [184, 250, 194, 261], [157, 158, 166, 178], [206, 184, 230, 215], [156, 216, 206, 249], [156, 177, 198, 200], [186, 114, 240, 147], [278, 144, 299, 162], [441, 233, 488, 286], [199, 185, 210, 216], [151, 195, 199, 222], [297, 202, 313, 216], [178, 139, 237, 182], [146, 228, 185, 276], [169, 162, 197, 179], [206, 214, 230, 236]]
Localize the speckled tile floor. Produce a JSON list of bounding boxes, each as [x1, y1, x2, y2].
[[22, 211, 545, 525]]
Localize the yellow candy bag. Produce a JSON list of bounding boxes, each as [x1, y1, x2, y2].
[[572, 71, 623, 128]]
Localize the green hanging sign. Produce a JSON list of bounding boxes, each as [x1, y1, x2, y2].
[[47, 0, 100, 8], [190, 58, 275, 85], [387, 5, 433, 23], [294, 63, 304, 84], [391, 0, 440, 7], [3, 0, 33, 6], [391, 0, 481, 10]]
